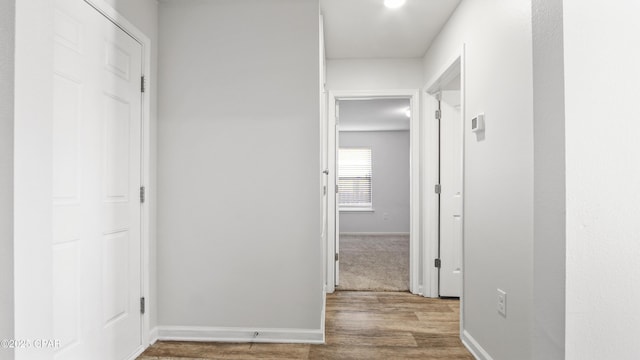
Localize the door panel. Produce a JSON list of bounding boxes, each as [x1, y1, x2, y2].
[[334, 103, 340, 286], [53, 1, 143, 358], [439, 91, 463, 297]]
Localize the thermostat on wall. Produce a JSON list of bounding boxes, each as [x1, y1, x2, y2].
[[471, 113, 485, 132]]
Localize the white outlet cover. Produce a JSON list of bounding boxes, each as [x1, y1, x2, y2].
[[497, 289, 507, 317]]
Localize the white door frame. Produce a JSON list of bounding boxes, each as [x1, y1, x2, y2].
[[84, 0, 153, 351], [422, 45, 466, 329], [326, 89, 420, 294]]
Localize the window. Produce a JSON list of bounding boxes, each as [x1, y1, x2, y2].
[[338, 147, 372, 209]]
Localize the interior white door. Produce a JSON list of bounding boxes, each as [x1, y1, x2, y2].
[[334, 102, 340, 287], [439, 91, 463, 297], [53, 1, 143, 358], [321, 91, 328, 284]]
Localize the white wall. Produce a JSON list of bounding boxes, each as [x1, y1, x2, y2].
[[564, 1, 640, 359], [14, 1, 55, 357], [327, 58, 424, 90], [0, 1, 15, 359], [423, 0, 534, 359], [158, 0, 323, 333], [339, 131, 410, 233], [532, 0, 565, 359]]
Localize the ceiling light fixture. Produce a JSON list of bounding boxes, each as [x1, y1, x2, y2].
[[384, 0, 406, 9]]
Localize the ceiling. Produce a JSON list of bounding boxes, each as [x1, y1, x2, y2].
[[320, 0, 462, 59], [339, 98, 411, 132]]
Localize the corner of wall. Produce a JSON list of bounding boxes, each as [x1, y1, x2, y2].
[[0, 0, 16, 358], [531, 0, 566, 358]]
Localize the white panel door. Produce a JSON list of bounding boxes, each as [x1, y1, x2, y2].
[[439, 92, 463, 297], [321, 93, 329, 285], [53, 1, 143, 359], [334, 104, 340, 287]]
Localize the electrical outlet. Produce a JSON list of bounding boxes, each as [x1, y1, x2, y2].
[[497, 289, 507, 317]]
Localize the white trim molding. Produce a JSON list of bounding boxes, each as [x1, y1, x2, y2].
[[462, 330, 494, 360], [422, 43, 467, 344], [126, 347, 146, 360], [149, 326, 159, 345], [157, 326, 324, 344], [422, 46, 466, 300], [320, 290, 327, 344], [326, 89, 421, 294]]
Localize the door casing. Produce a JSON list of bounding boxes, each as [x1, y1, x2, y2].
[[423, 45, 466, 335], [326, 89, 420, 294]]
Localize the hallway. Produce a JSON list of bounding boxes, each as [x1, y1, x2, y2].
[[138, 292, 472, 359]]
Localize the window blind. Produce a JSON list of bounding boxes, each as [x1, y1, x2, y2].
[[338, 148, 372, 207]]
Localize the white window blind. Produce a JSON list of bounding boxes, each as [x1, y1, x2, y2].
[[338, 148, 372, 208]]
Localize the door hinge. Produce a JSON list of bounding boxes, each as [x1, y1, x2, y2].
[[140, 297, 146, 314], [434, 259, 441, 268], [335, 184, 339, 194], [435, 184, 441, 194], [435, 109, 441, 120], [141, 76, 146, 93], [140, 186, 146, 204], [335, 253, 339, 261], [323, 185, 327, 196]]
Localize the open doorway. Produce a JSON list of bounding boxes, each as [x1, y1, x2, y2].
[[326, 90, 420, 294], [424, 50, 464, 300], [336, 98, 411, 291]]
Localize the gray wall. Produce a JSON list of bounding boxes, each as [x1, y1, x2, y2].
[[0, 0, 15, 358], [327, 58, 424, 90], [158, 0, 322, 330], [339, 131, 410, 233], [423, 0, 534, 358], [532, 0, 565, 358]]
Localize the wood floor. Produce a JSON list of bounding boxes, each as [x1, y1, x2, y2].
[[138, 292, 474, 360]]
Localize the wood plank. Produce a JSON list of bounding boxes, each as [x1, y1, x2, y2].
[[140, 341, 310, 360], [137, 292, 471, 359], [308, 345, 475, 360], [325, 329, 418, 347]]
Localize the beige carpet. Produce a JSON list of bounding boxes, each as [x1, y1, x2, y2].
[[337, 234, 409, 291]]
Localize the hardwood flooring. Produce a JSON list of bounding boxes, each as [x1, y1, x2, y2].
[[138, 292, 473, 360]]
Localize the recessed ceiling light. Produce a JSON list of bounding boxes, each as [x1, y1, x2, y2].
[[384, 0, 406, 9]]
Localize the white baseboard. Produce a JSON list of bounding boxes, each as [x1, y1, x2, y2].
[[126, 345, 146, 360], [320, 290, 327, 344], [157, 326, 324, 344], [149, 326, 159, 345], [339, 232, 410, 236], [462, 329, 494, 360]]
